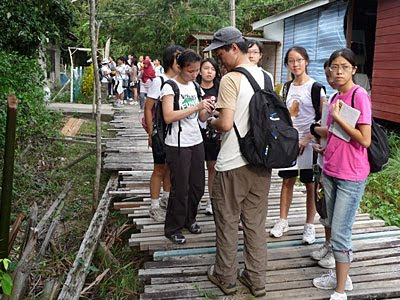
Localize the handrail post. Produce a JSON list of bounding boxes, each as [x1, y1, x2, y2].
[[0, 94, 18, 258]]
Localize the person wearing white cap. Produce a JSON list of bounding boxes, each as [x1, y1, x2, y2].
[[205, 27, 273, 298]]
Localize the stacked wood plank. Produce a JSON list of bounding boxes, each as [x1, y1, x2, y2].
[[61, 117, 85, 136], [105, 106, 400, 299]]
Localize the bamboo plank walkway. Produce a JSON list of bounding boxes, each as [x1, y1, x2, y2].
[[105, 106, 400, 299]]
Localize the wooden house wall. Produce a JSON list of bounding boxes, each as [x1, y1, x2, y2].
[[371, 0, 400, 123]]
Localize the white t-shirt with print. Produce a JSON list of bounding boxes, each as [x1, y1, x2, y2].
[[160, 79, 203, 147], [285, 79, 325, 137], [284, 78, 325, 170]]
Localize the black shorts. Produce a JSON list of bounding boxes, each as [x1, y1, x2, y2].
[[204, 140, 220, 161], [278, 169, 314, 183], [151, 136, 166, 164], [201, 128, 220, 161]]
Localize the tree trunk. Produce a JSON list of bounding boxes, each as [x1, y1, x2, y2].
[[88, 0, 102, 205]]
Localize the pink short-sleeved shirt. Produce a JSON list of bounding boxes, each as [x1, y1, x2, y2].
[[323, 85, 372, 181]]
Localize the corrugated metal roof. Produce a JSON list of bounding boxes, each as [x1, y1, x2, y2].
[[252, 0, 335, 30]]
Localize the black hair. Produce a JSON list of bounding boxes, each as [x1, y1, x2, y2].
[[247, 39, 263, 52], [284, 46, 309, 76], [284, 46, 310, 66], [109, 56, 115, 62], [196, 57, 222, 88], [176, 49, 201, 69], [220, 41, 248, 54], [324, 60, 330, 69], [328, 48, 357, 67], [163, 45, 185, 72], [118, 56, 127, 64]]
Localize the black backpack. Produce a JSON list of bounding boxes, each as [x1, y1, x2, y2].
[[232, 67, 299, 169], [283, 80, 326, 121], [350, 88, 390, 173], [152, 80, 202, 156]]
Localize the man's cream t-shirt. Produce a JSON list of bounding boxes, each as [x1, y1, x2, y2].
[[215, 64, 267, 172]]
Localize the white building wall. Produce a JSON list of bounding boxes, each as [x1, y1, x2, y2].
[[263, 20, 284, 84]]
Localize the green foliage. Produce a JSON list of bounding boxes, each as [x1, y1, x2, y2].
[[82, 64, 95, 98], [70, 0, 310, 58], [0, 51, 61, 151], [0, 0, 76, 56], [361, 131, 400, 226], [0, 258, 13, 295]]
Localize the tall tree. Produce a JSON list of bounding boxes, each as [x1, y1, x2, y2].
[[0, 0, 76, 56]]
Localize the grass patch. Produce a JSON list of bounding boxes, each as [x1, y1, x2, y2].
[[361, 131, 400, 226]]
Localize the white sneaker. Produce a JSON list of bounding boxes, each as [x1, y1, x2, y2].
[[311, 241, 331, 260], [149, 207, 165, 222], [303, 223, 316, 244], [160, 197, 168, 210], [330, 291, 347, 300], [318, 249, 336, 269], [205, 202, 213, 215], [270, 219, 289, 238], [313, 270, 353, 291]]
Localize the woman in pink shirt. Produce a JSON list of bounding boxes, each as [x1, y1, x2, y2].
[[312, 48, 372, 300]]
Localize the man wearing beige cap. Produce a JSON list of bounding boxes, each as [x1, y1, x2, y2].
[[205, 27, 272, 298]]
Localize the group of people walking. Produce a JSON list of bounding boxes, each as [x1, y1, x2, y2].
[[99, 54, 164, 108], [143, 26, 372, 300]]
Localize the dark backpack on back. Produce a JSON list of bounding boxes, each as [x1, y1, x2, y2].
[[152, 80, 202, 156], [232, 67, 299, 169], [350, 88, 390, 173], [141, 76, 165, 133], [283, 80, 326, 121]]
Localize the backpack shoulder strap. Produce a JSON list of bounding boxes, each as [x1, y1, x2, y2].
[[311, 81, 326, 121], [193, 81, 203, 101], [282, 80, 293, 103], [163, 79, 180, 111], [350, 87, 360, 108], [262, 71, 273, 92], [159, 75, 165, 88], [231, 67, 261, 92]]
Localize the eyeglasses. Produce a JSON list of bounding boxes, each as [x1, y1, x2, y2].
[[329, 64, 353, 72], [287, 58, 305, 65], [248, 51, 260, 55]]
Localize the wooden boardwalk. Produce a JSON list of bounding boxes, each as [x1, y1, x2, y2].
[[105, 106, 400, 300]]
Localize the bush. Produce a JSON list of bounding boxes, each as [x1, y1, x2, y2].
[[362, 131, 400, 226], [82, 64, 94, 98], [0, 51, 61, 151]]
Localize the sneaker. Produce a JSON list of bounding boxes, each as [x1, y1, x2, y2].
[[318, 249, 336, 269], [238, 269, 266, 298], [205, 202, 213, 215], [149, 207, 165, 222], [270, 219, 289, 238], [313, 270, 353, 291], [160, 197, 168, 210], [303, 223, 316, 244], [165, 232, 186, 244], [187, 222, 202, 234], [207, 265, 237, 295], [330, 291, 347, 300], [311, 241, 331, 260]]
